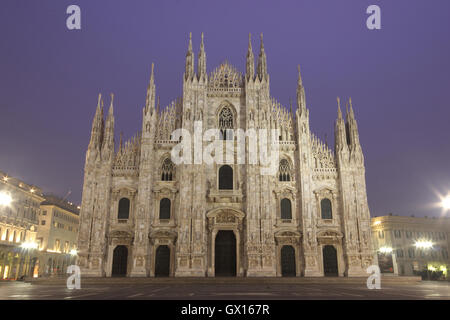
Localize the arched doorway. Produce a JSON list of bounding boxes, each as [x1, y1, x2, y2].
[[281, 245, 296, 277], [111, 245, 128, 277], [215, 230, 236, 277], [155, 245, 170, 277], [322, 245, 338, 276]]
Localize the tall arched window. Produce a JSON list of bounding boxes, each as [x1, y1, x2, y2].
[[159, 198, 171, 220], [320, 198, 332, 219], [219, 165, 233, 190], [279, 159, 291, 181], [118, 198, 130, 220], [280, 198, 292, 219], [161, 158, 175, 181], [218, 106, 234, 140]]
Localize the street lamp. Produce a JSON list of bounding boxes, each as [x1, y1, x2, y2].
[[379, 246, 393, 254], [0, 191, 12, 206], [441, 194, 450, 210], [414, 240, 433, 249]]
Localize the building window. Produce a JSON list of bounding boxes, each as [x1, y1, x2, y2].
[[37, 238, 43, 249], [42, 210, 47, 216], [161, 158, 175, 181], [442, 248, 448, 259], [41, 220, 46, 225], [378, 231, 384, 239], [118, 198, 130, 220], [278, 159, 291, 182], [406, 231, 411, 238], [396, 249, 404, 258], [408, 248, 415, 258], [394, 230, 402, 238], [320, 198, 332, 219], [54, 239, 60, 252], [218, 106, 234, 140], [280, 198, 292, 220], [159, 198, 171, 220], [218, 165, 233, 190]]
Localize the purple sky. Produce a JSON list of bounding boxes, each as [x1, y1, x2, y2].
[[1, 0, 450, 217]]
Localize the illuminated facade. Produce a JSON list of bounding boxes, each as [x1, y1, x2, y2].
[[372, 215, 450, 277], [78, 33, 375, 277], [0, 171, 43, 280], [35, 195, 79, 277]]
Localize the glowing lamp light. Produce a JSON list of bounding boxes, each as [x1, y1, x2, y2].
[[428, 265, 437, 272], [21, 242, 38, 249], [379, 246, 393, 254], [441, 195, 450, 210], [414, 240, 433, 249], [0, 192, 12, 206], [70, 249, 78, 256]]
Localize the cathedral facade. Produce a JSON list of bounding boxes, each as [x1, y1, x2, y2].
[[77, 33, 375, 277]]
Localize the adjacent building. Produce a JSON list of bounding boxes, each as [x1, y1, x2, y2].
[[35, 195, 80, 277], [78, 33, 375, 278], [0, 171, 44, 280], [372, 215, 450, 277]]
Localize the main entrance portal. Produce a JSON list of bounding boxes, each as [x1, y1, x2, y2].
[[215, 230, 236, 277], [111, 245, 128, 277], [323, 245, 338, 276]]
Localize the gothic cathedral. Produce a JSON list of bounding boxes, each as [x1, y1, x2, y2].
[[77, 33, 374, 277]]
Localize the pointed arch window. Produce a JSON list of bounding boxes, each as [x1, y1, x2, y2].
[[279, 159, 291, 181], [218, 106, 234, 140], [161, 158, 175, 181], [159, 198, 171, 220], [280, 198, 292, 220], [118, 198, 130, 220], [219, 165, 233, 190], [320, 198, 332, 219]]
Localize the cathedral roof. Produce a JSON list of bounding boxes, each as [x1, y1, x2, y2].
[[208, 61, 243, 88]]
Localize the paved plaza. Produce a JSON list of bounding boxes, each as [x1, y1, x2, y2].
[[0, 279, 449, 300]]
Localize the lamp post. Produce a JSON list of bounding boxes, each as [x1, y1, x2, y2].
[[441, 194, 450, 211], [0, 191, 12, 206]]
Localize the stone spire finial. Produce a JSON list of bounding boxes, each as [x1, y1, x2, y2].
[[185, 32, 195, 79], [188, 32, 193, 52], [246, 33, 255, 80], [198, 32, 207, 79], [337, 97, 342, 119], [297, 65, 303, 86], [257, 33, 267, 80], [109, 93, 114, 114]]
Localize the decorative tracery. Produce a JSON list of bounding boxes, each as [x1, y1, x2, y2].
[[218, 106, 234, 140], [161, 158, 175, 181], [279, 159, 292, 182], [208, 62, 243, 88]]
